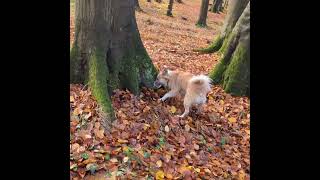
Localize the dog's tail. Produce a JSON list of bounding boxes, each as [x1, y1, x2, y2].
[[189, 75, 212, 92]]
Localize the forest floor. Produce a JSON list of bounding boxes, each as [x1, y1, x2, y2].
[[70, 0, 250, 179]]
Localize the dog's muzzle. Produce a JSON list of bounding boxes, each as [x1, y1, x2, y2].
[[153, 80, 162, 89]]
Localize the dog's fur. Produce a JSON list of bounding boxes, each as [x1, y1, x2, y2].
[[154, 67, 212, 118]]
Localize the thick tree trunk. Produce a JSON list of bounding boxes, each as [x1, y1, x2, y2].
[[167, 0, 174, 16], [196, 0, 210, 27], [197, 0, 249, 53], [70, 0, 157, 121], [210, 0, 223, 13], [210, 2, 250, 96], [135, 0, 142, 11]]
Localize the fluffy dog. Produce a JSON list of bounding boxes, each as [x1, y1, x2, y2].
[[154, 67, 212, 118]]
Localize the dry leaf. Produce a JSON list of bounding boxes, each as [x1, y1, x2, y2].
[[156, 160, 162, 167], [110, 158, 118, 163], [228, 117, 237, 123], [156, 170, 165, 180], [165, 125, 170, 132], [123, 156, 129, 163], [185, 124, 190, 132], [170, 106, 176, 114]]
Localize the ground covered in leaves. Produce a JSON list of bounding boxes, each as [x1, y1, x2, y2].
[[70, 0, 250, 179]]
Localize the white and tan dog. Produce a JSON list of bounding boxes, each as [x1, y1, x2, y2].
[[154, 67, 212, 118]]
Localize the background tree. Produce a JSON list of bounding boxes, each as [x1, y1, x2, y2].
[[135, 0, 142, 11], [209, 1, 250, 96], [70, 0, 158, 122], [167, 0, 174, 16], [210, 0, 223, 13], [196, 0, 210, 27], [197, 0, 249, 53], [176, 0, 182, 3], [147, 0, 151, 2]]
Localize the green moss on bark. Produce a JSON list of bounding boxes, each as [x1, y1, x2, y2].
[[88, 48, 115, 119], [223, 44, 250, 96], [196, 35, 224, 54]]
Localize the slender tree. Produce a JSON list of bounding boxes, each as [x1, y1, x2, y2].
[[209, 1, 250, 96], [167, 0, 174, 16], [196, 0, 210, 27], [70, 0, 157, 122], [210, 0, 223, 13]]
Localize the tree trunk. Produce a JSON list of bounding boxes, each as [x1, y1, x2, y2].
[[197, 0, 249, 53], [210, 0, 223, 13], [196, 0, 210, 27], [176, 0, 182, 3], [147, 0, 151, 2], [70, 0, 157, 121], [135, 0, 142, 11], [210, 2, 250, 96], [167, 0, 174, 16]]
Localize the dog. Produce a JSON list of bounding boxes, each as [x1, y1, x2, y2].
[[154, 67, 212, 118]]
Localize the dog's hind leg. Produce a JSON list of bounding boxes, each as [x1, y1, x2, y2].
[[160, 89, 179, 101], [179, 102, 191, 118]]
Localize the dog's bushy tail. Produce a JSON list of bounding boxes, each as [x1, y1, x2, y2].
[[190, 75, 212, 92]]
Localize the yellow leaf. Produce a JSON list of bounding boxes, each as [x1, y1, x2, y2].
[[194, 168, 201, 173], [70, 96, 75, 102], [219, 100, 224, 105], [170, 106, 176, 114], [208, 96, 213, 100], [238, 170, 245, 180], [165, 125, 170, 132], [143, 123, 150, 130], [156, 160, 162, 167], [228, 117, 237, 123], [117, 139, 128, 143], [156, 170, 165, 180]]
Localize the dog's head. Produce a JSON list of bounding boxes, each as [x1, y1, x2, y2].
[[154, 66, 171, 89]]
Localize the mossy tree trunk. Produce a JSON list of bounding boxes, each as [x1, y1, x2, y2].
[[197, 0, 249, 53], [70, 0, 157, 122], [210, 0, 223, 13], [135, 0, 142, 11], [196, 0, 210, 27], [167, 0, 174, 16], [209, 2, 250, 96]]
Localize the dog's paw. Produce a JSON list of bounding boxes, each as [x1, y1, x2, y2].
[[160, 97, 165, 102]]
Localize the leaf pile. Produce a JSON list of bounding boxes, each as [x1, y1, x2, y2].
[[70, 84, 250, 179]]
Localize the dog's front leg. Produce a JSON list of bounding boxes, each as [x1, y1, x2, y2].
[[179, 103, 191, 118], [160, 90, 178, 101]]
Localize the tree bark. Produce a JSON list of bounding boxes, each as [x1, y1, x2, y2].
[[210, 0, 223, 13], [135, 0, 142, 11], [197, 0, 249, 53], [70, 0, 157, 121], [196, 0, 210, 27], [167, 0, 174, 16], [176, 0, 182, 3], [147, 0, 151, 2], [210, 2, 250, 96]]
